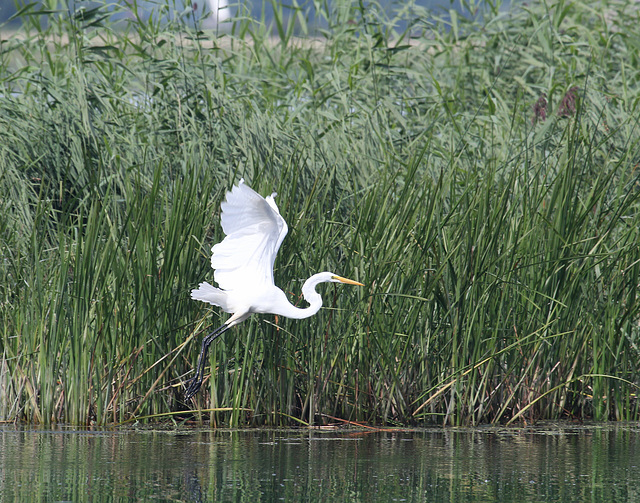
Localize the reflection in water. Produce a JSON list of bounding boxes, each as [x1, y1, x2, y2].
[[1, 425, 639, 502]]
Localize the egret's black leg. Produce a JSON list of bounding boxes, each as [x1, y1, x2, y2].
[[185, 323, 230, 400]]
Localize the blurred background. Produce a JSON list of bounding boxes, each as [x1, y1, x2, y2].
[[0, 0, 507, 30]]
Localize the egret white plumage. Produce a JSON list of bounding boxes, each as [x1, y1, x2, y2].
[[185, 179, 363, 399]]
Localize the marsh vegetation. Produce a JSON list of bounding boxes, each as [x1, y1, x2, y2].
[[1, 0, 639, 426]]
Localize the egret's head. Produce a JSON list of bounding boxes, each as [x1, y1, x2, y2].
[[304, 272, 364, 290]]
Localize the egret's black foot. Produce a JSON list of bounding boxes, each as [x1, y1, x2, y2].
[[184, 376, 203, 400]]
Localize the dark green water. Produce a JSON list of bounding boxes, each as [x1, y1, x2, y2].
[[1, 424, 639, 502]]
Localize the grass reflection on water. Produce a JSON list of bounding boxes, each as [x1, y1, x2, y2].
[[1, 424, 639, 502]]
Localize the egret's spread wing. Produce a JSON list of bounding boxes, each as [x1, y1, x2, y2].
[[211, 179, 288, 291]]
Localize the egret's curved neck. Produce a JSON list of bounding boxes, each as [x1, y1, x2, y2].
[[275, 273, 330, 320]]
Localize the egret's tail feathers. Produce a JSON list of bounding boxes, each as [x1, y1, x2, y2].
[[191, 282, 230, 311]]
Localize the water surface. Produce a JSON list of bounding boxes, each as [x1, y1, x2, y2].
[[1, 424, 639, 502]]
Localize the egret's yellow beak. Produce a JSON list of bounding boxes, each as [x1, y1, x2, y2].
[[332, 275, 365, 286]]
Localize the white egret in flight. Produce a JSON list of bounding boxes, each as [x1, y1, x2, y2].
[[185, 179, 363, 399]]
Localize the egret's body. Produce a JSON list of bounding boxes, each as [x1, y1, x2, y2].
[[185, 179, 363, 399]]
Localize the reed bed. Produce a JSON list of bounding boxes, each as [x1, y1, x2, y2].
[[1, 0, 639, 426]]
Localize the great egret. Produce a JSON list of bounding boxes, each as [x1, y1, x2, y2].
[[185, 179, 363, 399]]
